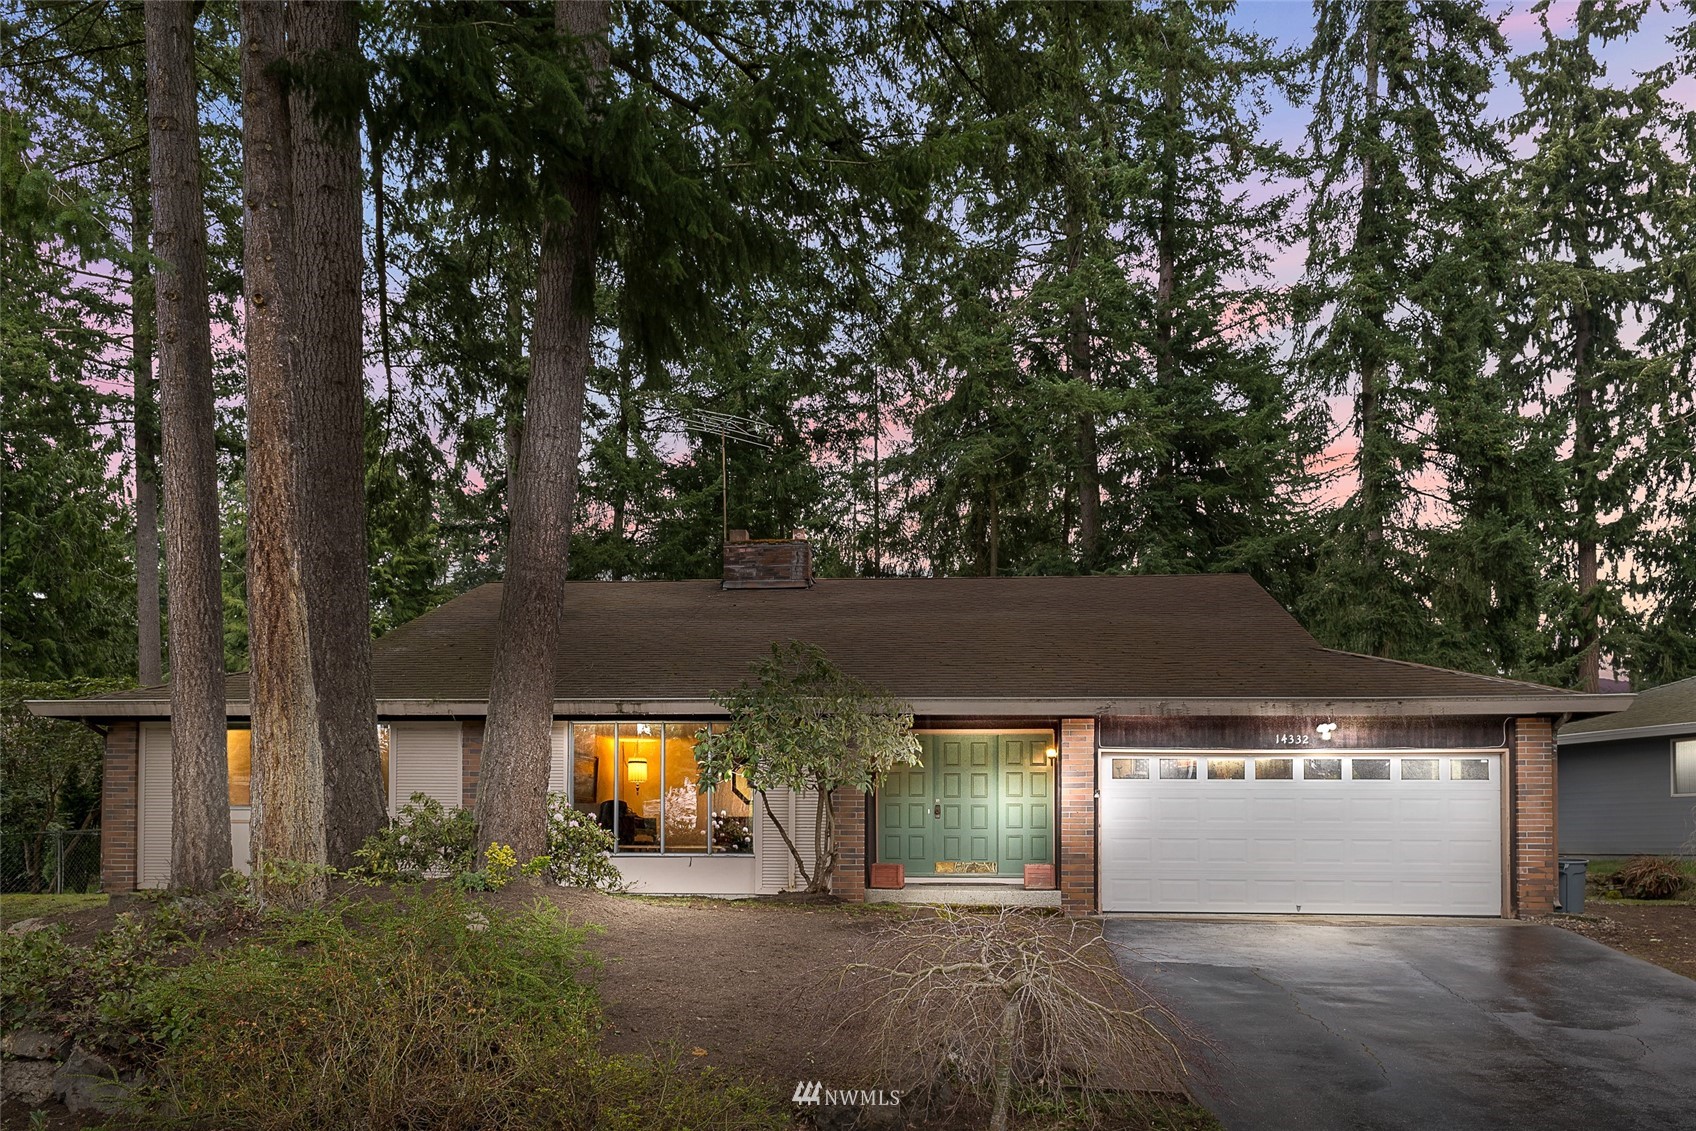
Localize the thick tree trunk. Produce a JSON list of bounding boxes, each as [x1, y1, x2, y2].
[[1355, 9, 1389, 565], [290, 0, 387, 865], [147, 0, 229, 891], [241, 0, 325, 901], [476, 0, 608, 862], [1573, 300, 1600, 692], [131, 177, 163, 688], [1064, 207, 1099, 571]]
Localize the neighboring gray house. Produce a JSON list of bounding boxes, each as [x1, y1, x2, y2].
[[1558, 675, 1696, 857]]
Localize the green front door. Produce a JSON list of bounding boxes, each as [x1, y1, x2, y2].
[[933, 735, 996, 872], [878, 732, 1053, 877]]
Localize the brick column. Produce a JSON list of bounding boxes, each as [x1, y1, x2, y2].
[[102, 722, 139, 893], [1059, 718, 1097, 916], [461, 720, 484, 808], [830, 789, 867, 902], [1512, 716, 1557, 916]]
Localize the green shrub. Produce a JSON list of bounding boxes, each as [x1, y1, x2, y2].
[[546, 794, 627, 892], [138, 889, 783, 1131], [0, 910, 188, 1063], [1615, 855, 1689, 900], [142, 889, 600, 1128], [353, 793, 478, 881], [5, 889, 786, 1130]]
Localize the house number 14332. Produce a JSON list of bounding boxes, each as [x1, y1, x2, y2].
[[1272, 734, 1312, 746]]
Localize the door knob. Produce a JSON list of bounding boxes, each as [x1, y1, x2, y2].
[[933, 799, 942, 819]]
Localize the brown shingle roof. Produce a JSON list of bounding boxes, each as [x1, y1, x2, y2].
[[34, 576, 1629, 718], [1560, 674, 1696, 742]]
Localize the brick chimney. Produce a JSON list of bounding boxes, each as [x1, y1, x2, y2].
[[722, 530, 812, 589]]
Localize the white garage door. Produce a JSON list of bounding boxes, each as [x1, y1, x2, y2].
[[1099, 752, 1503, 915]]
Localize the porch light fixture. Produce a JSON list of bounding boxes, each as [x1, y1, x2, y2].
[[1045, 746, 1059, 760], [626, 758, 649, 784]]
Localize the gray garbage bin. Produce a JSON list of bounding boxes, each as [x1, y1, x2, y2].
[[1558, 858, 1587, 914]]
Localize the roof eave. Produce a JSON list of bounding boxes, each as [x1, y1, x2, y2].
[[1558, 721, 1696, 746], [27, 692, 1635, 722]]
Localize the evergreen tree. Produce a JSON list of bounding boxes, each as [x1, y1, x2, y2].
[[240, 0, 324, 898], [148, 0, 231, 890], [289, 0, 387, 870], [1506, 0, 1694, 690], [0, 105, 134, 681], [883, 2, 1311, 582], [1294, 0, 1508, 659], [1109, 1, 1319, 593]]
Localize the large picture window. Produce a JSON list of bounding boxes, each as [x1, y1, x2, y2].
[[570, 722, 750, 854], [227, 730, 252, 807]]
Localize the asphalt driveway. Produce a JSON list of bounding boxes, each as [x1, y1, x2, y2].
[[1104, 919, 1696, 1131]]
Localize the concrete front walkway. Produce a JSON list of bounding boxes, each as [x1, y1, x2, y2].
[[1104, 919, 1696, 1131]]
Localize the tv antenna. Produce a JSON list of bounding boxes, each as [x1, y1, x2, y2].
[[671, 409, 776, 546]]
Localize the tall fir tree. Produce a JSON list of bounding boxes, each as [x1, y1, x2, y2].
[[1294, 0, 1508, 660], [148, 0, 231, 890], [1506, 0, 1695, 690]]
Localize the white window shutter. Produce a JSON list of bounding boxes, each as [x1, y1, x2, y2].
[[548, 723, 569, 797], [389, 723, 464, 813], [139, 724, 173, 889], [755, 787, 822, 893]]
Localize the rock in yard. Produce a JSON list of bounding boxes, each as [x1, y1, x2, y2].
[[3, 1058, 59, 1106], [2, 1028, 71, 1059], [5, 917, 49, 936], [53, 1048, 130, 1115]]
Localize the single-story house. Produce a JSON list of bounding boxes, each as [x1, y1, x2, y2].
[[30, 535, 1631, 917], [1557, 674, 1696, 857]]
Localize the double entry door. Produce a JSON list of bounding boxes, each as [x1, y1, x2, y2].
[[878, 731, 1054, 877]]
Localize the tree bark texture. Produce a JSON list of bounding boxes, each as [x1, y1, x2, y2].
[[1064, 198, 1099, 571], [241, 0, 325, 900], [289, 0, 387, 865], [130, 174, 163, 689], [1573, 299, 1600, 692], [147, 0, 230, 891], [475, 0, 608, 863], [1354, 8, 1390, 565]]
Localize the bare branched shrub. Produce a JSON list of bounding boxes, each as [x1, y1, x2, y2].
[[842, 909, 1194, 1131], [1615, 855, 1690, 900]]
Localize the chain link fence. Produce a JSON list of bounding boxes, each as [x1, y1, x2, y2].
[[2, 830, 101, 894]]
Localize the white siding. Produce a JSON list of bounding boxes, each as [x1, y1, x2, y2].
[[548, 723, 570, 796], [389, 722, 464, 813], [138, 723, 173, 889], [755, 787, 821, 894]]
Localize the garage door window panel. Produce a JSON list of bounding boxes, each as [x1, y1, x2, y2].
[[1255, 758, 1294, 780], [1452, 758, 1492, 781], [1304, 758, 1342, 781], [1401, 758, 1439, 781], [1159, 758, 1198, 780], [1351, 758, 1391, 780], [1207, 758, 1246, 780], [1111, 757, 1147, 779]]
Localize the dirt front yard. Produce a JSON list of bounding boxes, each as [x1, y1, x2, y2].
[[1544, 902, 1696, 981], [505, 887, 894, 1089], [499, 887, 1210, 1127]]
